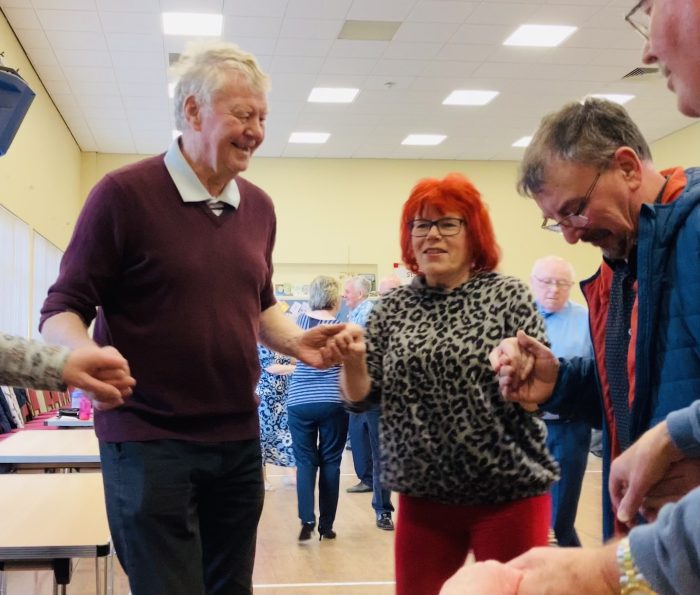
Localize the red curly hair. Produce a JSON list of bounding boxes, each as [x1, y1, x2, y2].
[[400, 172, 501, 275]]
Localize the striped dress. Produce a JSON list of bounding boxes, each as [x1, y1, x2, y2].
[[287, 313, 343, 407]]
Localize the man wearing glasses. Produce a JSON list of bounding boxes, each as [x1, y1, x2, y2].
[[530, 256, 593, 549], [495, 97, 698, 542]]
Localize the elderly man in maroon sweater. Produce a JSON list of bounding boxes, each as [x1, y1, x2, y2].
[[40, 42, 342, 595]]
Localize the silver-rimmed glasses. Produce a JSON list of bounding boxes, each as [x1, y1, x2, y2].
[[541, 171, 601, 233], [625, 0, 651, 40], [532, 276, 575, 289]]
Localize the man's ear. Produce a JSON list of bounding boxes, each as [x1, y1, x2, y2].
[[183, 95, 202, 131], [613, 146, 643, 189]]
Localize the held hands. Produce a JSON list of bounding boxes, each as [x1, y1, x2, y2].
[[296, 323, 347, 368], [439, 560, 522, 595], [489, 330, 559, 409], [322, 323, 366, 364], [609, 420, 685, 525], [62, 345, 135, 410]]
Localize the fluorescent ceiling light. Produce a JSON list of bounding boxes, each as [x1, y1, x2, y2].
[[503, 25, 576, 47], [168, 82, 176, 98], [443, 90, 499, 106], [162, 13, 223, 36], [588, 93, 635, 105], [308, 87, 360, 103], [512, 136, 532, 148], [402, 134, 446, 146], [289, 132, 330, 144], [172, 129, 181, 139]]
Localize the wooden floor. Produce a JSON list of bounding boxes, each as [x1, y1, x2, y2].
[[4, 452, 603, 594]]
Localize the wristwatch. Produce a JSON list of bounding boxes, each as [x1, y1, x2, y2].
[[617, 537, 657, 595]]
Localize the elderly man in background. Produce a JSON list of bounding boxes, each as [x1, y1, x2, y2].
[[530, 256, 593, 548], [40, 42, 342, 595], [342, 275, 394, 529]]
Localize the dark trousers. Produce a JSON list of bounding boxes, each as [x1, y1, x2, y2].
[[545, 419, 592, 547], [356, 406, 393, 515], [99, 438, 264, 595], [288, 402, 348, 530], [348, 411, 373, 486]]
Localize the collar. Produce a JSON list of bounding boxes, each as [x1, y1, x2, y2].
[[163, 136, 241, 209]]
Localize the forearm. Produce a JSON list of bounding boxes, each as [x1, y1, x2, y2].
[[259, 305, 303, 358], [340, 358, 371, 402], [667, 400, 700, 458], [630, 486, 700, 595], [41, 312, 94, 349], [0, 333, 69, 390]]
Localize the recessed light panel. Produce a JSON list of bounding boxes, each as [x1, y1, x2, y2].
[[512, 136, 532, 148], [588, 93, 635, 105], [402, 134, 446, 146], [162, 13, 223, 36], [289, 132, 330, 144], [503, 25, 576, 47], [443, 90, 499, 106], [308, 88, 360, 103]]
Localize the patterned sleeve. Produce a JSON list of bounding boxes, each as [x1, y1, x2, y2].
[[502, 276, 548, 346], [363, 297, 388, 399], [0, 333, 69, 390]]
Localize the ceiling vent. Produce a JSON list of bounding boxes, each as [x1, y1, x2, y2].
[[622, 66, 660, 79], [338, 20, 401, 41]]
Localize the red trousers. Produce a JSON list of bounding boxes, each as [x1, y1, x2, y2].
[[394, 492, 551, 595]]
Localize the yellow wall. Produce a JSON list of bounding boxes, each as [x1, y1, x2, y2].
[[651, 120, 700, 169], [0, 14, 81, 249]]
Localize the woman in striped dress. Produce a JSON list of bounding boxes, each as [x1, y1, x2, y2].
[[287, 276, 348, 541]]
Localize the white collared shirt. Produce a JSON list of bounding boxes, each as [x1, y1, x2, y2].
[[163, 136, 241, 214]]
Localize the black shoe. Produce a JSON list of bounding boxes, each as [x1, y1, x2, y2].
[[298, 522, 315, 541], [319, 528, 336, 540], [376, 512, 394, 531], [346, 481, 372, 493]]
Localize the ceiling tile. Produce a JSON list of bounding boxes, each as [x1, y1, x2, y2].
[[31, 61, 65, 82], [24, 45, 59, 66], [96, 0, 160, 10], [346, 0, 417, 21], [160, 0, 224, 12], [269, 55, 324, 75], [223, 0, 288, 18], [465, 1, 539, 25], [224, 16, 282, 38], [372, 58, 432, 77], [450, 23, 512, 45], [99, 11, 160, 34], [393, 21, 460, 43], [45, 29, 108, 50], [0, 0, 32, 7], [3, 7, 41, 28], [13, 27, 52, 49], [284, 0, 352, 19], [406, 1, 476, 23], [105, 32, 164, 52], [328, 39, 388, 59], [226, 37, 278, 57], [279, 18, 343, 39], [61, 65, 116, 83], [53, 48, 111, 67], [32, 0, 95, 9], [274, 37, 335, 58], [36, 9, 101, 32], [383, 41, 442, 60], [321, 57, 377, 76]]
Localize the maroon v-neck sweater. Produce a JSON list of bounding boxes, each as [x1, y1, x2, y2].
[[40, 154, 277, 442]]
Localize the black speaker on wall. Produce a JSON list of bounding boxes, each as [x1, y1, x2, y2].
[[0, 64, 35, 156]]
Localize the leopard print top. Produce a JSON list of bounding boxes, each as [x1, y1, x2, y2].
[[0, 333, 69, 390], [365, 272, 559, 505]]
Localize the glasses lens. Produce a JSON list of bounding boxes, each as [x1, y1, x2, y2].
[[411, 220, 431, 237], [437, 218, 462, 236]]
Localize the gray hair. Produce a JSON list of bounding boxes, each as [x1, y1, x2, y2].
[[309, 276, 340, 310], [347, 276, 371, 297], [517, 98, 653, 197], [171, 41, 271, 131], [531, 255, 576, 280]]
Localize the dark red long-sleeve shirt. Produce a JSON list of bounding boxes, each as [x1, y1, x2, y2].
[[40, 154, 277, 442]]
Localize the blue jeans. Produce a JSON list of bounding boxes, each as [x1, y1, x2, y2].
[[288, 402, 348, 530], [348, 411, 373, 486], [356, 405, 393, 515], [99, 438, 264, 595], [545, 419, 592, 547]]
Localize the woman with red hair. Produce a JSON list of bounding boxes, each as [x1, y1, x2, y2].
[[335, 173, 558, 595]]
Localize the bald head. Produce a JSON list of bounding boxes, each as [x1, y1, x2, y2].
[[530, 256, 575, 313], [378, 275, 401, 295]]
